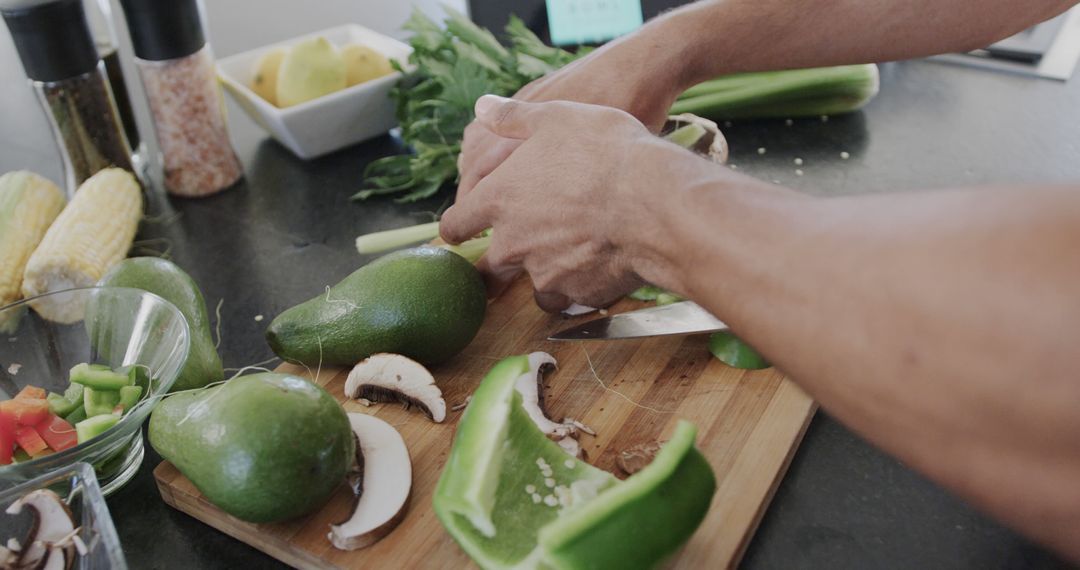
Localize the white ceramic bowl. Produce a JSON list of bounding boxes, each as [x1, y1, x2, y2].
[[217, 24, 413, 160]]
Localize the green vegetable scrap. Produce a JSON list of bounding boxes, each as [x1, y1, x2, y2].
[[354, 8, 583, 203]]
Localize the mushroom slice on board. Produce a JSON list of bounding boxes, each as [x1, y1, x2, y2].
[[344, 353, 446, 422], [513, 352, 579, 440], [5, 489, 77, 570], [328, 413, 412, 551]]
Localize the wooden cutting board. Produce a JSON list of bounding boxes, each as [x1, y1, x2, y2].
[[154, 276, 816, 569]]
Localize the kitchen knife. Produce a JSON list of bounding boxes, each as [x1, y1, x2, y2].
[[548, 301, 727, 341]]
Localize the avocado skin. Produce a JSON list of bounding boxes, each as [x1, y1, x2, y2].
[[97, 257, 224, 392], [266, 246, 486, 366], [149, 373, 354, 523]]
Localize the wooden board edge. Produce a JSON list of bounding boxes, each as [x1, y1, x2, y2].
[[728, 385, 818, 568], [153, 461, 340, 570]]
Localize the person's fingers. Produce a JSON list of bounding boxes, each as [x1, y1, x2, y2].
[[439, 197, 493, 245], [473, 95, 574, 141], [474, 255, 521, 299], [456, 135, 520, 198], [534, 290, 572, 314]]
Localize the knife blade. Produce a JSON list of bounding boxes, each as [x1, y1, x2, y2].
[[548, 301, 727, 341]]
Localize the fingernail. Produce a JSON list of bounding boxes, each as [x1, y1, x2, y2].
[[474, 94, 507, 120]]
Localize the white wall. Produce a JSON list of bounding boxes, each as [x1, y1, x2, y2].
[[202, 0, 469, 56]]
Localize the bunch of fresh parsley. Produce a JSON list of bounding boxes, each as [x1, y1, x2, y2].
[[352, 8, 583, 202]]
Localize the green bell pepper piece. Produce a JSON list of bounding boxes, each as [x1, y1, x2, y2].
[[434, 356, 716, 569], [708, 331, 770, 370], [84, 386, 121, 417], [70, 363, 130, 391]]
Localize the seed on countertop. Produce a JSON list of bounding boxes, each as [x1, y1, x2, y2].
[[757, 147, 766, 155], [840, 151, 851, 159], [254, 314, 264, 322], [795, 169, 804, 176], [794, 158, 804, 166], [545, 478, 556, 488]]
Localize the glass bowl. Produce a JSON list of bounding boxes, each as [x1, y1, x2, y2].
[[0, 462, 127, 569], [0, 287, 190, 495]]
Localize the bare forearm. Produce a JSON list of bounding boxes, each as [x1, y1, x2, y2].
[[633, 169, 1080, 558], [627, 0, 1075, 90]]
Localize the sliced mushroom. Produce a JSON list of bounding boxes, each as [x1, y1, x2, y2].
[[664, 114, 729, 164], [616, 441, 665, 476], [344, 354, 446, 422], [513, 352, 578, 440], [328, 413, 412, 551], [5, 490, 76, 570]]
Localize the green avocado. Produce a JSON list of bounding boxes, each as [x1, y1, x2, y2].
[[97, 257, 223, 392], [266, 246, 486, 366], [148, 372, 354, 523]]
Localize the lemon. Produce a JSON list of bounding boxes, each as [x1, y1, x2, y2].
[[342, 43, 394, 86], [250, 48, 286, 106], [275, 37, 346, 108]]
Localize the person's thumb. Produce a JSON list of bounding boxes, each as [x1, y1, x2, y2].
[[474, 94, 555, 140]]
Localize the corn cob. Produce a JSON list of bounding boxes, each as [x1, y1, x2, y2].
[[22, 168, 142, 323], [0, 171, 67, 332]]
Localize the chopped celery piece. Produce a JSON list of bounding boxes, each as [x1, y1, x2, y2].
[[84, 386, 121, 417], [708, 331, 770, 370], [117, 385, 143, 413], [75, 414, 120, 444], [629, 286, 665, 301], [46, 393, 78, 417], [655, 292, 685, 306], [70, 363, 130, 391], [64, 406, 87, 425]]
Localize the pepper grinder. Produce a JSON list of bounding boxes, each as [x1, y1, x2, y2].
[[1, 0, 134, 197], [119, 0, 243, 197], [81, 0, 145, 170]]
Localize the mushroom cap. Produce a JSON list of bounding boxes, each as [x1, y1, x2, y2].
[[344, 353, 446, 422]]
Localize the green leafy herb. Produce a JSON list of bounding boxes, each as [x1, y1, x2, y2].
[[355, 8, 582, 202]]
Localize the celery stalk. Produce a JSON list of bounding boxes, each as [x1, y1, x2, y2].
[[671, 64, 880, 120], [355, 221, 441, 255]]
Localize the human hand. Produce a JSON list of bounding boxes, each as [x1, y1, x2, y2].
[[440, 95, 701, 312], [456, 40, 684, 201]]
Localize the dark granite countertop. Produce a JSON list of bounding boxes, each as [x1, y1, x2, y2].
[[1, 5, 1078, 568]]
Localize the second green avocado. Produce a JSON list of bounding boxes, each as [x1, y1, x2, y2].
[[266, 246, 486, 366], [98, 257, 223, 392]]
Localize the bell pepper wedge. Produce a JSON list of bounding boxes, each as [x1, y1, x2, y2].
[[14, 426, 49, 457], [14, 386, 46, 401], [35, 413, 78, 452], [0, 411, 15, 465], [0, 398, 50, 426], [434, 355, 716, 569]]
